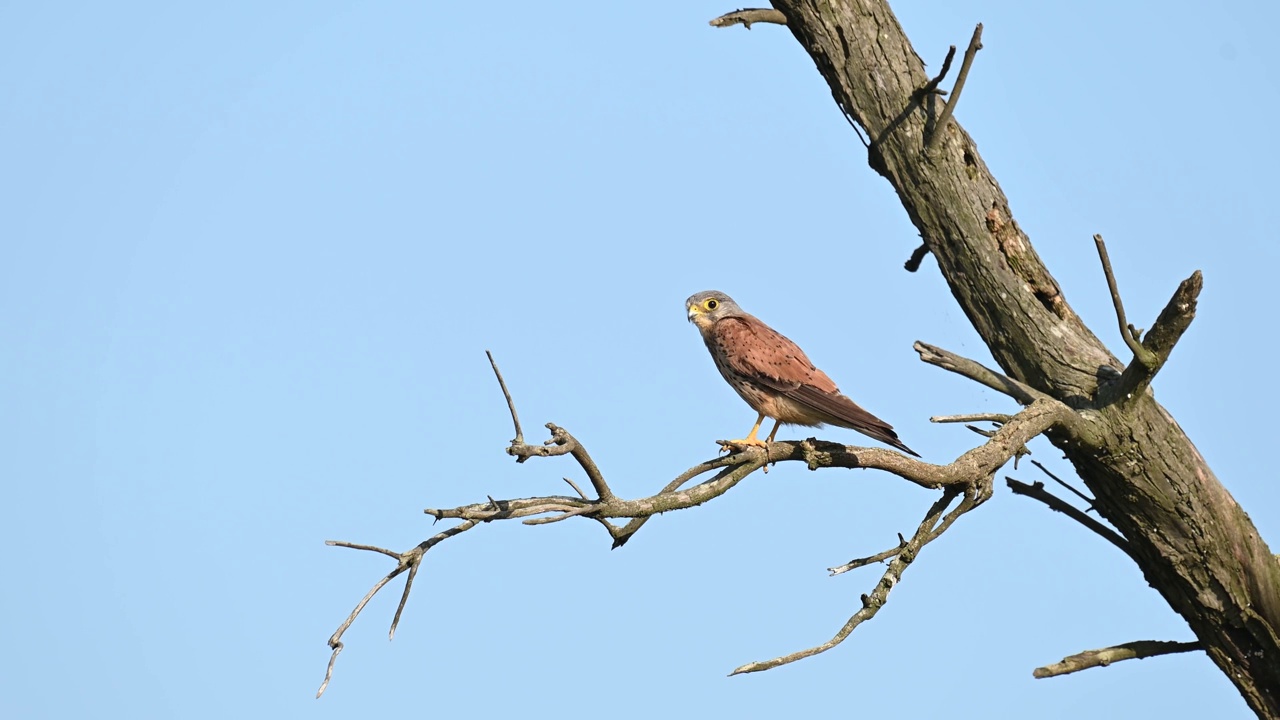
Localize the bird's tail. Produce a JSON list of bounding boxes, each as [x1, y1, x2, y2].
[[791, 386, 920, 457]]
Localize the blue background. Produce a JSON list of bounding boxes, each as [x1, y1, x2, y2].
[[3, 2, 1275, 718]]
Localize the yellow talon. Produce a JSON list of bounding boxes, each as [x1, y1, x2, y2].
[[721, 413, 772, 448]]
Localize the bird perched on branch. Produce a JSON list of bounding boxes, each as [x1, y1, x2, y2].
[[685, 290, 919, 457]]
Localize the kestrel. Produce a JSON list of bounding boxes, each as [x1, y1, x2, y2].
[[686, 290, 919, 457]]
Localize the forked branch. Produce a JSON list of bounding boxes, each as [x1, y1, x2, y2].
[[320, 346, 1076, 694], [1093, 234, 1203, 405], [915, 45, 957, 101], [317, 521, 478, 698], [1007, 477, 1133, 560], [733, 479, 991, 673]]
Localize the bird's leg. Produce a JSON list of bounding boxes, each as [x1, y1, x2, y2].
[[765, 419, 782, 443], [724, 412, 769, 448]]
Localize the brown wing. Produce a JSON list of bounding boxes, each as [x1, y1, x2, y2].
[[711, 314, 834, 394], [713, 315, 920, 457], [787, 384, 919, 456]]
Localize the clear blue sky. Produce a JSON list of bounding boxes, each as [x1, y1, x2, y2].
[[3, 2, 1275, 718]]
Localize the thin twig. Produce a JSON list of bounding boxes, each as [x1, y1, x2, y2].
[[932, 413, 1024, 463], [709, 8, 787, 29], [733, 483, 988, 674], [829, 533, 906, 576], [317, 572, 399, 698], [914, 341, 1052, 406], [966, 424, 997, 438], [931, 413, 1013, 424], [1030, 459, 1094, 509], [563, 476, 589, 501], [325, 540, 403, 560], [389, 561, 420, 640], [916, 45, 957, 100], [523, 505, 598, 525], [928, 23, 983, 151], [317, 520, 478, 698], [1006, 478, 1133, 559], [486, 350, 523, 445], [1093, 235, 1157, 368], [1034, 640, 1202, 678]]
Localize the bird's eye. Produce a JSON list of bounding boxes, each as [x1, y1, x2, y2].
[[706, 299, 719, 310]]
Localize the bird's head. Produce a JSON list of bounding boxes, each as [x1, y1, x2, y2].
[[686, 290, 741, 330]]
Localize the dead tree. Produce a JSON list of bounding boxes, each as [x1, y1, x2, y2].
[[318, 2, 1280, 716]]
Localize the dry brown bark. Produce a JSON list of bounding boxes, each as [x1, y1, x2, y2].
[[764, 0, 1280, 715]]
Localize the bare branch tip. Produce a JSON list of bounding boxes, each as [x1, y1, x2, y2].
[[316, 641, 342, 698], [914, 341, 1053, 406], [563, 476, 590, 500], [326, 541, 402, 560], [709, 8, 787, 30], [964, 424, 998, 438], [389, 562, 421, 641], [904, 242, 930, 272], [1007, 476, 1132, 558], [927, 22, 985, 151], [486, 350, 524, 443], [1031, 460, 1095, 507], [931, 412, 1012, 424], [1034, 640, 1201, 678], [915, 46, 956, 102], [1093, 233, 1157, 369]]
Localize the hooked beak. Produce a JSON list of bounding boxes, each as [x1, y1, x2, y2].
[[686, 304, 699, 322]]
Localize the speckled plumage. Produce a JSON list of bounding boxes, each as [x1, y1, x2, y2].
[[686, 290, 918, 456]]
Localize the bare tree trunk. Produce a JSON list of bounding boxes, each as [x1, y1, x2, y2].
[[767, 0, 1280, 715]]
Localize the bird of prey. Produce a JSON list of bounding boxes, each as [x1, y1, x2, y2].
[[686, 290, 919, 457]]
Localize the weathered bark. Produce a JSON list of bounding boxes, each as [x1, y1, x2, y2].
[[767, 1, 1280, 715]]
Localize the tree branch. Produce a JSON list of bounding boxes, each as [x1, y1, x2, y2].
[[1034, 640, 1202, 679], [915, 45, 956, 101], [914, 341, 1052, 406], [827, 532, 906, 576], [321, 341, 1077, 693], [931, 412, 1013, 424], [1029, 458, 1095, 510], [904, 242, 930, 272], [732, 480, 991, 673], [901, 41, 960, 273], [1093, 235, 1157, 368], [1006, 478, 1133, 560], [927, 23, 983, 152], [1105, 267, 1204, 405], [506, 423, 618, 503], [709, 8, 787, 29], [317, 521, 478, 698], [425, 453, 764, 527], [607, 455, 756, 548], [486, 350, 524, 445]]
